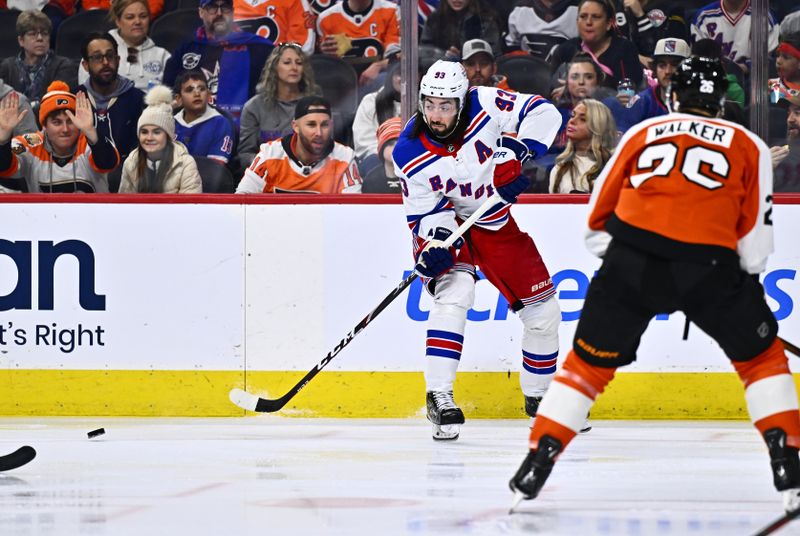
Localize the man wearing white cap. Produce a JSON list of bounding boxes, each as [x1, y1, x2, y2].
[[603, 37, 690, 133], [460, 39, 511, 91]]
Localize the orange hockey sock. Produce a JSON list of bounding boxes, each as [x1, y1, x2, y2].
[[529, 351, 617, 450], [732, 339, 800, 448]]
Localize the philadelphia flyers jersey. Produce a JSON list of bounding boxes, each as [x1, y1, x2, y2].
[[0, 132, 115, 193], [586, 112, 774, 274], [315, 0, 400, 60], [234, 0, 316, 55], [236, 133, 361, 193]]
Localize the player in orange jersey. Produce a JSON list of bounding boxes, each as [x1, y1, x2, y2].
[[509, 56, 800, 514]]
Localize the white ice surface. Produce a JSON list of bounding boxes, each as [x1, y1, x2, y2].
[[0, 418, 796, 536]]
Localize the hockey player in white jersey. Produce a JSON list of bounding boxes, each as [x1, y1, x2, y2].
[[392, 60, 588, 440]]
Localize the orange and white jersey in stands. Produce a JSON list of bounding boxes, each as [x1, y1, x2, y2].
[[0, 132, 113, 193], [586, 112, 774, 274], [233, 0, 316, 55], [237, 134, 362, 193], [316, 0, 400, 60]]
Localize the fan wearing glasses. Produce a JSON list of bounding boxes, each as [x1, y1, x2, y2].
[[0, 10, 76, 118], [78, 0, 171, 92], [77, 32, 147, 163], [162, 0, 273, 126]]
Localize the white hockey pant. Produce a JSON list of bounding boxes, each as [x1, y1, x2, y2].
[[424, 271, 475, 393], [519, 296, 561, 397]]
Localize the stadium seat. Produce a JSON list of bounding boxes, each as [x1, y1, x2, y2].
[[769, 105, 789, 146], [55, 10, 114, 61], [178, 0, 201, 8], [309, 55, 359, 146], [195, 156, 236, 193], [310, 55, 359, 114], [0, 10, 21, 60], [519, 34, 566, 61], [150, 8, 202, 51], [107, 165, 123, 193], [496, 54, 552, 97]]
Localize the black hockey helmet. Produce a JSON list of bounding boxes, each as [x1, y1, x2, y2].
[[668, 56, 729, 116]]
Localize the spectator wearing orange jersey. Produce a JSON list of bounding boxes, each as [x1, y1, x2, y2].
[[233, 0, 316, 55], [81, 0, 164, 20], [236, 95, 361, 193], [316, 0, 400, 87]]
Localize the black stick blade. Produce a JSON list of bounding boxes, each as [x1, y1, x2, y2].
[[0, 446, 36, 472], [229, 388, 288, 413], [752, 508, 800, 536]]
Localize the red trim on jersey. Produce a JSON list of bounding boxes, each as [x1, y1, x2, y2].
[[721, 0, 749, 25]]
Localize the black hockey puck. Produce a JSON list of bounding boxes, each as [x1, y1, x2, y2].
[[87, 428, 105, 439]]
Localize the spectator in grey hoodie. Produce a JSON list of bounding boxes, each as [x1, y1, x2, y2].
[[77, 32, 146, 162]]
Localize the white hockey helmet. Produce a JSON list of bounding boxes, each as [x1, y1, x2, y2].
[[418, 60, 469, 117]]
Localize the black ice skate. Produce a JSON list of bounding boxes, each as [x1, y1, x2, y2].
[[524, 395, 591, 433], [764, 428, 800, 512], [426, 391, 465, 441], [508, 435, 562, 511]]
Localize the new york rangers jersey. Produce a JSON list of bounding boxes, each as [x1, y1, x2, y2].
[[392, 86, 560, 244], [175, 107, 236, 164], [690, 1, 778, 64]]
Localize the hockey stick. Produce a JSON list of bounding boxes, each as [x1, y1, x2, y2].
[[781, 337, 800, 358], [752, 508, 800, 536], [230, 194, 505, 413], [0, 446, 36, 472]]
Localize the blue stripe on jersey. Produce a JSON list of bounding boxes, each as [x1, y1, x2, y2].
[[463, 114, 491, 146], [523, 138, 548, 159], [405, 197, 455, 236], [406, 154, 441, 179], [517, 95, 547, 124]]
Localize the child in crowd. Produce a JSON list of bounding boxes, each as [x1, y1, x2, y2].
[[173, 70, 237, 166], [769, 32, 800, 105], [119, 85, 202, 193]]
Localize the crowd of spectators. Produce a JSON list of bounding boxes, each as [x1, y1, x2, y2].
[[0, 0, 798, 194]]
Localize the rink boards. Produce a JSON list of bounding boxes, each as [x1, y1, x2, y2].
[[0, 194, 798, 418]]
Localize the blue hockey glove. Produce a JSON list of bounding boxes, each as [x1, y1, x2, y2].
[[493, 136, 532, 204], [415, 227, 462, 278]]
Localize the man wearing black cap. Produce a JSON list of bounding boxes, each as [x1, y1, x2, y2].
[[236, 95, 362, 193]]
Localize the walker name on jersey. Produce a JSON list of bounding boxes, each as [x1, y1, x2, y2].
[[0, 239, 106, 312], [404, 268, 797, 322]]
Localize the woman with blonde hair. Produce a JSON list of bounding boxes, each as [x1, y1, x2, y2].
[[119, 85, 202, 193], [238, 42, 320, 165], [549, 98, 617, 194], [78, 0, 170, 91]]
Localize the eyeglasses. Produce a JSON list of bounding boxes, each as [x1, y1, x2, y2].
[[87, 51, 119, 64], [23, 30, 50, 39], [127, 47, 138, 64], [202, 3, 232, 13]]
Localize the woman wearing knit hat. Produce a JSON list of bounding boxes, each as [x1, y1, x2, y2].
[[0, 81, 120, 193], [119, 85, 202, 193]]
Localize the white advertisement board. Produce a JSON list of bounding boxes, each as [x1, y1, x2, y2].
[[0, 200, 796, 374], [0, 203, 245, 370], [244, 203, 800, 373]]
